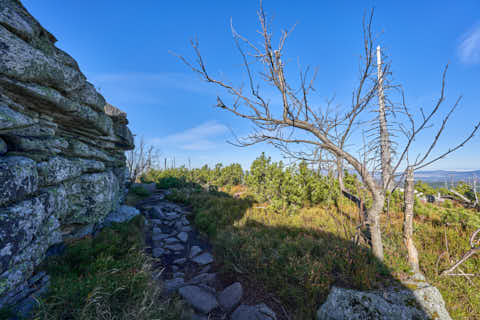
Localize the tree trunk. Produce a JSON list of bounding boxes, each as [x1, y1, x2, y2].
[[376, 46, 393, 193], [404, 166, 420, 273], [368, 190, 385, 261], [336, 156, 345, 191]]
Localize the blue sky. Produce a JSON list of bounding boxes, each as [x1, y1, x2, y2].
[[22, 1, 480, 170]]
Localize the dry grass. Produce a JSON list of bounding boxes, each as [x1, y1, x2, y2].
[[167, 187, 480, 320]]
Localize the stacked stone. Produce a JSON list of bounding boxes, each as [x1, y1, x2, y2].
[[139, 189, 277, 320], [0, 0, 134, 311]]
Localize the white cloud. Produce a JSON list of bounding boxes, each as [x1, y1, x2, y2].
[[151, 121, 229, 151], [458, 23, 480, 64]]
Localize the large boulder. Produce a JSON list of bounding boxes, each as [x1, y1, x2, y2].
[[316, 282, 452, 320]]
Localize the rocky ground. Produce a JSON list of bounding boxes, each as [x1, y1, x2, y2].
[[136, 188, 277, 320]]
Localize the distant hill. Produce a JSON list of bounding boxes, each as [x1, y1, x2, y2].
[[415, 170, 480, 183]]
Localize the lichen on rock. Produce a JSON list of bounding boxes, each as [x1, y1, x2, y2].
[[0, 0, 134, 311]]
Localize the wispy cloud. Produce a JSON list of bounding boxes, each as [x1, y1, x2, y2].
[[88, 72, 216, 105], [458, 23, 480, 64], [150, 121, 229, 151]]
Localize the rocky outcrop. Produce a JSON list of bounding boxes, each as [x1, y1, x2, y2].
[[316, 281, 452, 320], [0, 0, 134, 310]]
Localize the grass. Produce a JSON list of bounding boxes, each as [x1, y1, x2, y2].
[[166, 186, 480, 320], [31, 215, 185, 320], [124, 185, 151, 207]]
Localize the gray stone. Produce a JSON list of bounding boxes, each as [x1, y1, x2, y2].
[[165, 237, 180, 244], [174, 258, 187, 265], [190, 314, 208, 320], [192, 252, 214, 265], [103, 205, 139, 226], [182, 226, 193, 232], [0, 137, 6, 155], [181, 216, 190, 225], [316, 284, 452, 320], [178, 285, 219, 314], [150, 218, 163, 225], [152, 227, 162, 234], [232, 304, 277, 320], [164, 212, 179, 220], [177, 231, 188, 243], [173, 272, 185, 278], [189, 246, 203, 258], [165, 244, 185, 252], [218, 282, 243, 311], [188, 273, 216, 286], [163, 278, 185, 294], [152, 248, 166, 258], [152, 233, 169, 241], [175, 221, 184, 230], [151, 206, 164, 219]]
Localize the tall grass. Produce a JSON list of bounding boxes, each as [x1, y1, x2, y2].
[[33, 216, 185, 320]]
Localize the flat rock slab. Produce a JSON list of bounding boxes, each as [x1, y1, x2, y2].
[[316, 284, 452, 320], [188, 273, 216, 286], [179, 285, 219, 314], [232, 303, 277, 320], [165, 243, 184, 251], [177, 231, 188, 242], [189, 246, 203, 258], [164, 237, 180, 244], [218, 282, 243, 311], [191, 252, 213, 265], [103, 205, 139, 226], [173, 258, 187, 265]]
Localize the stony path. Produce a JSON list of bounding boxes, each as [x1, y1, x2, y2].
[[137, 189, 277, 320]]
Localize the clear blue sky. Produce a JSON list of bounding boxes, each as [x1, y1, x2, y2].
[[22, 1, 480, 170]]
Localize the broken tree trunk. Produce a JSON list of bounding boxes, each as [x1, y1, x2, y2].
[[376, 46, 393, 193], [404, 166, 421, 274]]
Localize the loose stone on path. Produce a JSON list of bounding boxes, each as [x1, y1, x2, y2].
[[191, 252, 214, 265], [179, 285, 219, 314]]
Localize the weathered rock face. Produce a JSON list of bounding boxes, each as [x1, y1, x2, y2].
[[0, 0, 134, 308]]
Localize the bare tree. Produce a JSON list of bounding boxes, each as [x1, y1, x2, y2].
[[177, 7, 388, 260], [126, 136, 159, 183], [376, 46, 394, 193], [176, 5, 480, 265], [382, 65, 480, 274]]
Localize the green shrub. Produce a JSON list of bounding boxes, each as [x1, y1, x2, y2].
[[130, 185, 150, 197]]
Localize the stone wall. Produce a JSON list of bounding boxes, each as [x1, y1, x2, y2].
[[0, 0, 134, 308]]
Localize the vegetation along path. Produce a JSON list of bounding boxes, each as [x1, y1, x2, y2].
[[136, 186, 278, 320]]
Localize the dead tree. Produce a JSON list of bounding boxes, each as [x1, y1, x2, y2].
[[441, 228, 480, 276], [404, 166, 420, 273], [177, 7, 389, 260], [376, 46, 394, 193], [382, 65, 480, 274], [126, 136, 159, 183]]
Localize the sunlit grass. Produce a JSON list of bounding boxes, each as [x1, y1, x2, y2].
[[167, 186, 480, 320]]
